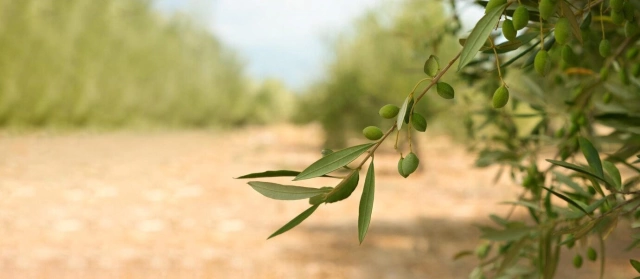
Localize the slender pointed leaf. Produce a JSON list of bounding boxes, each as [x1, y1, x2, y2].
[[236, 170, 339, 179], [397, 96, 413, 130], [585, 197, 608, 215], [358, 161, 376, 244], [489, 214, 509, 227], [481, 226, 532, 242], [555, 219, 596, 237], [268, 204, 320, 239], [541, 185, 590, 216], [325, 170, 360, 203], [630, 259, 640, 273], [597, 215, 619, 240], [546, 159, 604, 180], [602, 161, 622, 190], [294, 143, 374, 181], [237, 170, 301, 179], [553, 171, 590, 197], [496, 238, 528, 275], [248, 182, 333, 200], [559, 1, 583, 44], [453, 250, 474, 260], [458, 3, 507, 71], [579, 137, 604, 178], [500, 201, 541, 211]]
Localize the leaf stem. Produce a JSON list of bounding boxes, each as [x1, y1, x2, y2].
[[488, 39, 505, 84]]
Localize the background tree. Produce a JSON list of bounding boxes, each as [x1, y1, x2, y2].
[[0, 0, 291, 128], [295, 0, 460, 148]]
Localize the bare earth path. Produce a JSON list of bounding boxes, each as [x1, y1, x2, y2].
[[0, 124, 636, 279]]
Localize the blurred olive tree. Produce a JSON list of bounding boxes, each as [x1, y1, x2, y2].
[[0, 0, 287, 128], [295, 0, 461, 148]]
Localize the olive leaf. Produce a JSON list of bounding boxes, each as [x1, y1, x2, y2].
[[411, 112, 427, 132], [602, 160, 622, 190], [325, 170, 360, 203], [480, 226, 533, 242], [436, 82, 455, 99], [546, 159, 604, 180], [579, 137, 604, 178], [236, 170, 340, 179], [559, 1, 583, 43], [358, 161, 375, 244], [541, 185, 590, 216], [630, 259, 640, 273], [397, 96, 413, 130], [294, 143, 374, 181], [268, 204, 321, 239], [553, 171, 591, 197], [458, 3, 508, 71], [247, 181, 332, 200]]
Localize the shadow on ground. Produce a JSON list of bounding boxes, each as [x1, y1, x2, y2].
[[283, 217, 639, 279]]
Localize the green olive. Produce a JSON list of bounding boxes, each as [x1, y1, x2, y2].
[[379, 104, 400, 119], [492, 85, 509, 109], [363, 126, 383, 141]]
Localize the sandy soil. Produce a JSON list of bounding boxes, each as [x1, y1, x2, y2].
[[0, 124, 637, 279]]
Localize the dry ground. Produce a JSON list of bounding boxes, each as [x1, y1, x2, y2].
[[0, 124, 637, 279]]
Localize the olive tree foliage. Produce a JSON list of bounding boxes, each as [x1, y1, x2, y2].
[[0, 0, 266, 128], [294, 0, 460, 148], [238, 0, 640, 277]]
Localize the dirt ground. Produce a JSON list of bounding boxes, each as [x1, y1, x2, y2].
[[0, 124, 637, 279]]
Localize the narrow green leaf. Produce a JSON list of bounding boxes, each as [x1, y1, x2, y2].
[[559, 1, 583, 43], [579, 137, 604, 178], [236, 170, 301, 179], [481, 226, 532, 241], [585, 197, 608, 215], [555, 219, 596, 237], [268, 204, 321, 239], [603, 161, 622, 190], [541, 185, 590, 216], [423, 55, 440, 77], [489, 214, 509, 227], [453, 250, 474, 260], [496, 238, 528, 275], [397, 96, 413, 130], [479, 33, 537, 54], [458, 3, 508, 71], [294, 143, 374, 181], [248, 182, 332, 200], [325, 170, 360, 203], [553, 171, 591, 197], [546, 159, 604, 180], [358, 161, 376, 244], [500, 201, 541, 211], [631, 259, 640, 273], [236, 170, 341, 179], [597, 215, 619, 240], [235, 170, 339, 179]]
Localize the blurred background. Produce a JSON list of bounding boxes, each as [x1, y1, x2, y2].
[[0, 0, 637, 278]]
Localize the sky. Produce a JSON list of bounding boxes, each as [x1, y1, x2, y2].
[[154, 0, 483, 90], [155, 0, 388, 90]]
